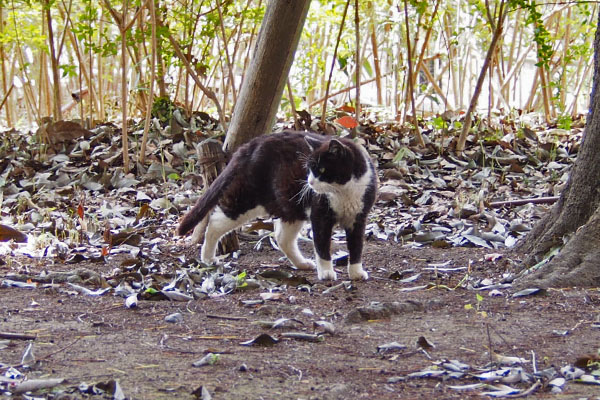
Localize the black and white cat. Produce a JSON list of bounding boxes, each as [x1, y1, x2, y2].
[[178, 130, 377, 280]]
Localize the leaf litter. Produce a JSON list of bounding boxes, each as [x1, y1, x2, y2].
[[0, 111, 596, 398]]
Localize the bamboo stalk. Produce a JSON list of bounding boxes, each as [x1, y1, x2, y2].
[[457, 0, 508, 153], [369, 14, 382, 105], [286, 79, 299, 128], [140, 0, 157, 165], [411, 0, 441, 92], [0, 3, 12, 126], [120, 2, 130, 172], [320, 0, 350, 128], [45, 0, 62, 120], [60, 8, 97, 121], [442, 12, 458, 110], [155, 2, 167, 98], [568, 58, 593, 116], [354, 0, 360, 122], [39, 9, 50, 118], [216, 0, 237, 108], [309, 75, 384, 108], [161, 22, 227, 131], [402, 0, 424, 146], [524, 69, 540, 112], [559, 6, 571, 111], [98, 11, 105, 121]]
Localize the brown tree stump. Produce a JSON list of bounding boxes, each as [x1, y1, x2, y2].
[[197, 138, 239, 256]]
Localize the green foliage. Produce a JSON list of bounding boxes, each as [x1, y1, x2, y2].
[[60, 64, 77, 78], [557, 114, 572, 130], [0, 0, 595, 126], [152, 96, 176, 123], [514, 0, 553, 68], [432, 116, 448, 131]]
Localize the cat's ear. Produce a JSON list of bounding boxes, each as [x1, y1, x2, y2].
[[327, 139, 348, 157], [304, 136, 322, 151]]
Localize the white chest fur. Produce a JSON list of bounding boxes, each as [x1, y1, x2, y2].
[[327, 169, 372, 228], [308, 164, 374, 229]]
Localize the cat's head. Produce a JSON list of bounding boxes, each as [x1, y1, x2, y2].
[[305, 137, 356, 193]]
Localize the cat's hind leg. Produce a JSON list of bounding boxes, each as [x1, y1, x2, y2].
[[190, 216, 209, 244], [274, 220, 315, 270], [201, 206, 265, 265]]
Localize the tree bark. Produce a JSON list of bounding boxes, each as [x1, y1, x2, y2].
[[223, 0, 311, 153], [516, 8, 600, 288]]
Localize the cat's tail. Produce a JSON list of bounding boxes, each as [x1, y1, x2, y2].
[[177, 168, 232, 237]]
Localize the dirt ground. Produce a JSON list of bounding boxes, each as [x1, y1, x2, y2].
[[2, 237, 600, 400]]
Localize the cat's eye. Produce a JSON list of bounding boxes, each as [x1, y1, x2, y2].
[[319, 167, 326, 174]]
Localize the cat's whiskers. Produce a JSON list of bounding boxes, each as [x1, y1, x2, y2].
[[291, 179, 313, 204], [297, 152, 311, 170]]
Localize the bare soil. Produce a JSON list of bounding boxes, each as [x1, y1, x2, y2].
[[2, 238, 600, 399]]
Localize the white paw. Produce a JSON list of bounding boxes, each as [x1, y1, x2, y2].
[[348, 263, 369, 280], [201, 257, 218, 266], [318, 268, 337, 281], [294, 259, 316, 270], [316, 257, 337, 280]]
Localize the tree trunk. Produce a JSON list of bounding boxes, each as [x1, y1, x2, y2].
[[223, 0, 311, 153], [516, 8, 600, 288]]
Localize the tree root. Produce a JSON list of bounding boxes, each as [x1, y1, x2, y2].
[[516, 210, 600, 288]]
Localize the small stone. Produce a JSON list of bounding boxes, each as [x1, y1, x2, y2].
[[165, 312, 184, 323]]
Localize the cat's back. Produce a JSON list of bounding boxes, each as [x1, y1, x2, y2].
[[230, 130, 324, 171], [236, 130, 321, 157]]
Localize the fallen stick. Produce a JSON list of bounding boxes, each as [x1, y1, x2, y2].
[[206, 314, 247, 321], [0, 332, 37, 340], [489, 196, 559, 208]]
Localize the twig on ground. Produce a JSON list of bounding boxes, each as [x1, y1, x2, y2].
[[0, 332, 37, 340]]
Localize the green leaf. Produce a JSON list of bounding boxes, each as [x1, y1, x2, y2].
[[167, 173, 181, 181]]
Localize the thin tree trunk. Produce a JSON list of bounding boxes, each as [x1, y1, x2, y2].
[[161, 25, 227, 131], [39, 11, 50, 118], [0, 3, 11, 126], [140, 0, 157, 165], [456, 0, 507, 153], [216, 0, 237, 108], [120, 12, 130, 172], [98, 11, 105, 121], [155, 1, 167, 98], [354, 0, 361, 122], [45, 1, 62, 120], [321, 0, 350, 129], [102, 0, 146, 172], [402, 0, 424, 146], [370, 16, 382, 105]]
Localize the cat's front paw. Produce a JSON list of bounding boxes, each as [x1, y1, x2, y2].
[[348, 263, 369, 280], [318, 268, 337, 281], [316, 257, 337, 280]]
